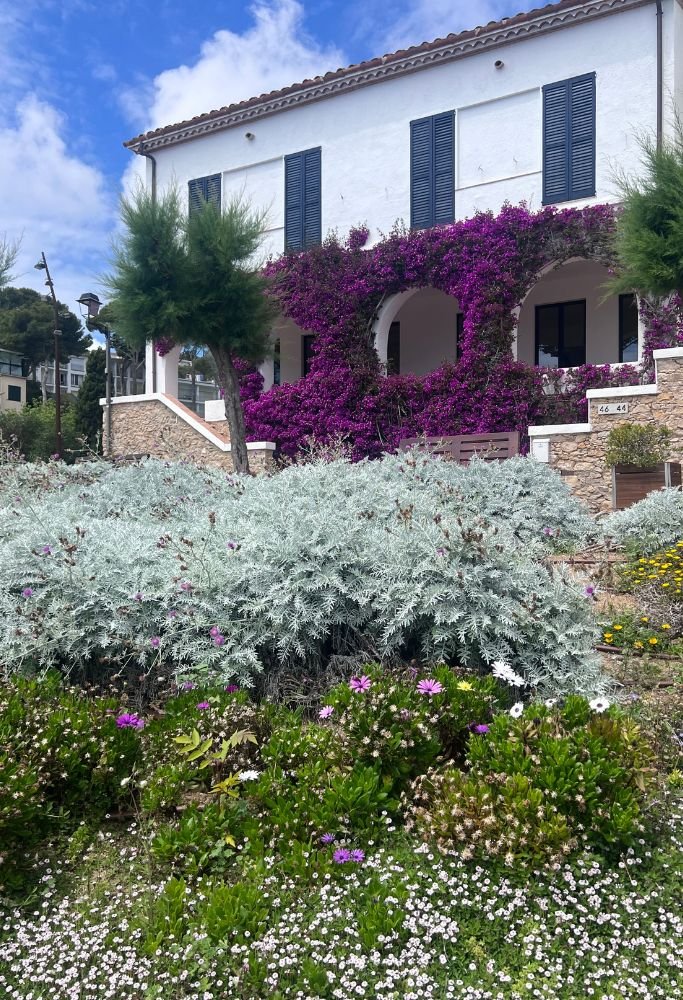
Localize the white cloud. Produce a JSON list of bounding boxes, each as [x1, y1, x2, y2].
[[355, 0, 517, 54], [123, 0, 346, 134], [0, 95, 115, 313]]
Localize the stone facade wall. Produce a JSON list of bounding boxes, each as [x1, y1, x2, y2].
[[109, 399, 274, 474], [540, 355, 683, 514]]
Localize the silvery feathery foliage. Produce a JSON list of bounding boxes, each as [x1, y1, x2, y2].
[[0, 455, 603, 694], [603, 487, 683, 553]]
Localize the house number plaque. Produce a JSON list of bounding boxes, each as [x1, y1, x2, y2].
[[597, 402, 629, 415]]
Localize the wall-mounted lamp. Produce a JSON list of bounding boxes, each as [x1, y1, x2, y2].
[[245, 131, 255, 140], [494, 59, 504, 69]]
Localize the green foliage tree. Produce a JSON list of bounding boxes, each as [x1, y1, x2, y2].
[[613, 125, 683, 297], [0, 398, 83, 463], [0, 234, 20, 289], [0, 287, 91, 395], [105, 185, 276, 473], [75, 349, 106, 450]]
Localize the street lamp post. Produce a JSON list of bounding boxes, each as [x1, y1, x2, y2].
[[34, 253, 63, 458], [77, 292, 111, 456]]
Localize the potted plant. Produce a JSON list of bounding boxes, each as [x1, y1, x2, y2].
[[605, 422, 680, 509]]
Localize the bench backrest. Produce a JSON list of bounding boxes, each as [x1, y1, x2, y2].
[[398, 432, 520, 464]]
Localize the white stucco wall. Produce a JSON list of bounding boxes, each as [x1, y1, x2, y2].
[[516, 258, 620, 366], [148, 2, 667, 257], [393, 288, 461, 376]]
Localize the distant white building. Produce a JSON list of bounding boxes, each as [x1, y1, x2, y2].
[[125, 0, 683, 389], [0, 349, 27, 413]]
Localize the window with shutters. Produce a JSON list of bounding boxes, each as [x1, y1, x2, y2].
[[188, 174, 221, 217], [535, 300, 586, 368], [543, 73, 596, 205], [410, 111, 455, 230], [285, 148, 322, 251]]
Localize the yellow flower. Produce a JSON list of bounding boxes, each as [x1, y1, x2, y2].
[[634, 641, 644, 649], [613, 624, 623, 631], [649, 637, 658, 645], [661, 624, 671, 630], [641, 617, 649, 622], [662, 582, 671, 588], [456, 681, 473, 691], [603, 633, 613, 641]]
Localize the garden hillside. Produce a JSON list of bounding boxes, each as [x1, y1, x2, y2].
[[0, 453, 600, 694], [1, 454, 683, 1000]]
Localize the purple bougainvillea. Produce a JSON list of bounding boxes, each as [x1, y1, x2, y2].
[[160, 204, 683, 462]]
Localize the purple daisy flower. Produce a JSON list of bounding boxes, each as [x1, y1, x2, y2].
[[320, 833, 336, 845], [333, 848, 352, 863], [115, 713, 144, 730], [196, 701, 210, 710], [224, 684, 239, 693], [349, 675, 371, 693], [349, 849, 365, 863], [417, 678, 444, 696], [319, 706, 334, 719], [181, 681, 196, 691], [472, 724, 489, 735]]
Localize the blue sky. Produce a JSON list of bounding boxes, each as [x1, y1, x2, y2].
[[0, 0, 525, 319]]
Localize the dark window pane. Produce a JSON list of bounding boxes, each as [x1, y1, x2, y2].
[[302, 334, 316, 377], [273, 339, 281, 386], [536, 304, 560, 367], [562, 301, 586, 367], [619, 293, 639, 362], [7, 384, 21, 402], [387, 321, 400, 374], [456, 313, 464, 359]]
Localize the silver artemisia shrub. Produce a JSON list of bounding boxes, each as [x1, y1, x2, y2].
[[603, 486, 683, 554], [0, 453, 602, 694]]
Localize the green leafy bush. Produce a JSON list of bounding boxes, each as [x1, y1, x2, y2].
[[0, 398, 86, 463], [0, 455, 602, 695], [406, 696, 655, 863], [605, 422, 671, 468]]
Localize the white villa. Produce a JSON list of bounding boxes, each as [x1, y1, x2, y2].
[[124, 0, 683, 395]]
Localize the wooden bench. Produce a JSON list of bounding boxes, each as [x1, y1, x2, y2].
[[398, 432, 520, 464]]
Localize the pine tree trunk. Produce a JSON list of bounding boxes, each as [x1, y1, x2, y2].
[[212, 348, 250, 474]]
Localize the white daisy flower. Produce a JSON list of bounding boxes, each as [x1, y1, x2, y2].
[[544, 698, 557, 708], [238, 770, 260, 781], [509, 702, 524, 719], [492, 660, 525, 687], [589, 697, 610, 714]]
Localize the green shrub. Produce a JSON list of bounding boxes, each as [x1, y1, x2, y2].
[[150, 800, 247, 876], [406, 696, 656, 864], [605, 422, 672, 468], [0, 398, 86, 463], [0, 455, 603, 695]]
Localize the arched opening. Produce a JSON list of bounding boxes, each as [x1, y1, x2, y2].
[[373, 286, 462, 376], [516, 258, 640, 368], [260, 317, 316, 389]]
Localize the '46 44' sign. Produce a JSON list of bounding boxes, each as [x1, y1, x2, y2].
[[597, 402, 629, 415]]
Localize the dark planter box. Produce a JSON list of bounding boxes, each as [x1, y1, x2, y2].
[[612, 462, 682, 510]]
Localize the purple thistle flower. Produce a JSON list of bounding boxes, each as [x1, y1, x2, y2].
[[349, 675, 371, 693], [180, 581, 193, 592], [417, 678, 444, 696], [584, 585, 597, 598], [21, 587, 34, 598], [150, 636, 161, 648], [181, 681, 196, 691], [333, 848, 352, 863], [166, 609, 178, 619], [213, 634, 226, 647], [226, 540, 238, 550], [210, 626, 220, 638], [435, 547, 447, 556], [116, 713, 144, 730], [320, 833, 336, 845], [224, 684, 239, 693], [542, 527, 555, 537], [472, 724, 490, 735], [196, 701, 210, 710], [349, 849, 365, 863], [41, 545, 52, 555], [133, 592, 144, 602], [319, 705, 334, 719]]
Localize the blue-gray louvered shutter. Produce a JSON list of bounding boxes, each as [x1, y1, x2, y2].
[[188, 174, 221, 216], [285, 152, 304, 251], [543, 80, 570, 204], [543, 74, 595, 204], [303, 148, 322, 247], [411, 116, 434, 229], [433, 111, 455, 225], [569, 74, 596, 200]]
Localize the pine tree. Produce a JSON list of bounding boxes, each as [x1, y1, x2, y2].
[[613, 124, 683, 297], [75, 349, 106, 450]]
